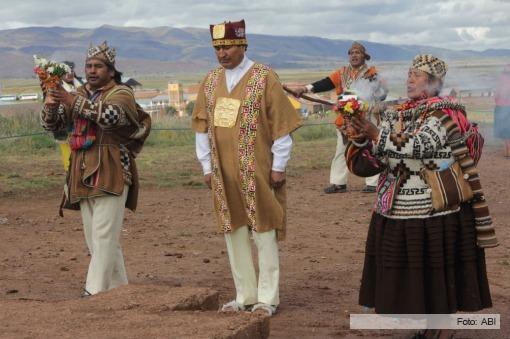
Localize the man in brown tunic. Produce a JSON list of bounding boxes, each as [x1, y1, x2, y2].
[[40, 41, 151, 296], [192, 19, 302, 315]]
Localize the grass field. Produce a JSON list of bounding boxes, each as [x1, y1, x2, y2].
[[0, 108, 499, 198], [0, 133, 338, 197]]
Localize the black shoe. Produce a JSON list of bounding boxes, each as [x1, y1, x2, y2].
[[324, 184, 347, 194], [361, 185, 376, 193], [81, 289, 92, 298]]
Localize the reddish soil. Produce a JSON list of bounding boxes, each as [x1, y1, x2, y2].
[[0, 146, 509, 338]]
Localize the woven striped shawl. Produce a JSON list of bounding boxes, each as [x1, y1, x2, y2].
[[433, 110, 498, 248]]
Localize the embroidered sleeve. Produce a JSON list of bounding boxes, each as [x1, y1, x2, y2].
[[69, 95, 129, 128], [374, 115, 447, 158], [40, 103, 67, 132]]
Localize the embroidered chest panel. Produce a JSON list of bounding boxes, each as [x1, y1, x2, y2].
[[204, 64, 270, 232]]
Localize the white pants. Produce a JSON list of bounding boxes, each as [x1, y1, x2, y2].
[[80, 186, 129, 295], [330, 129, 379, 186], [224, 226, 279, 306]]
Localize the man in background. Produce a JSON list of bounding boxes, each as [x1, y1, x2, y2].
[[294, 42, 387, 193]]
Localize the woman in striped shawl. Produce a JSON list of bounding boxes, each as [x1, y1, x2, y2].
[[349, 55, 497, 338]]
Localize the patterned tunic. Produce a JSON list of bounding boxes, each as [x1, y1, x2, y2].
[[374, 101, 458, 218], [40, 81, 150, 211], [192, 64, 302, 236]]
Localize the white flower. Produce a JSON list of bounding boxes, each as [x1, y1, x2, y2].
[[47, 66, 55, 74], [33, 55, 42, 66], [62, 64, 72, 74]]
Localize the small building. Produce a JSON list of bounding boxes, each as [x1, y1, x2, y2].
[[18, 93, 39, 101], [440, 88, 458, 98], [122, 77, 143, 90], [302, 102, 333, 115], [184, 83, 200, 102], [458, 88, 494, 98], [151, 94, 170, 107], [134, 89, 160, 100], [168, 83, 184, 108], [0, 95, 17, 102]]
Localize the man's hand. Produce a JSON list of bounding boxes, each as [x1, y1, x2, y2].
[[48, 86, 75, 109], [293, 87, 308, 98], [270, 170, 286, 189], [204, 173, 212, 189]]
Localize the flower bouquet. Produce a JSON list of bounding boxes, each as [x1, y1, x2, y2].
[[334, 93, 369, 138], [33, 55, 72, 104]]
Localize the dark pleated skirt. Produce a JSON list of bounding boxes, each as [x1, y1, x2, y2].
[[359, 203, 492, 314]]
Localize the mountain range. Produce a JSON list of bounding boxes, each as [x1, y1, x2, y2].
[[0, 25, 508, 78]]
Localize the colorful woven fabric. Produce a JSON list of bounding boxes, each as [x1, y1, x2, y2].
[[203, 64, 270, 232], [204, 67, 232, 232], [375, 172, 401, 215], [238, 64, 270, 230], [69, 117, 96, 151]]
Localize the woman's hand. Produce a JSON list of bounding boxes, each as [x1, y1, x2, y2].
[[351, 116, 379, 141]]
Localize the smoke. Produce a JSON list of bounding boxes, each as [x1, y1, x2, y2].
[[487, 66, 510, 145], [349, 78, 384, 103], [376, 59, 507, 98], [371, 59, 509, 145]]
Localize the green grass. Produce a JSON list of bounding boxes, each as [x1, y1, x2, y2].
[[0, 130, 337, 197], [467, 111, 494, 124], [0, 110, 42, 136], [0, 147, 64, 197], [0, 110, 57, 154], [0, 78, 40, 94], [0, 103, 495, 197]]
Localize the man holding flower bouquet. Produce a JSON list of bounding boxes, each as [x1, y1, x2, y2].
[[294, 42, 388, 193], [39, 41, 151, 296]]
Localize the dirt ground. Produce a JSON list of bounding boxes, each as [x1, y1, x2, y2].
[[0, 145, 509, 338]]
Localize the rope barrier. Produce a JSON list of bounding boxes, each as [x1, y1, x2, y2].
[[0, 122, 336, 141], [0, 132, 47, 140]]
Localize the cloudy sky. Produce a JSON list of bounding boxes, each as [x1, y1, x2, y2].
[[1, 0, 509, 51]]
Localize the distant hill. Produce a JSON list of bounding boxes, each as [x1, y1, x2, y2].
[[0, 25, 509, 78]]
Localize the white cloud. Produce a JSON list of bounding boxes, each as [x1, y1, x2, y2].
[[455, 27, 491, 42], [0, 0, 508, 51]]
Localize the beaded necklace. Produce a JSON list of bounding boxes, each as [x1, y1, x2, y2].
[[387, 97, 466, 134]]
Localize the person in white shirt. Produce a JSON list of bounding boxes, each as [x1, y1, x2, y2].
[[191, 19, 302, 316], [61, 61, 85, 93], [294, 42, 388, 194]]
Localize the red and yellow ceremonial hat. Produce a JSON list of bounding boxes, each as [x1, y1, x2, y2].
[[209, 19, 248, 47]]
